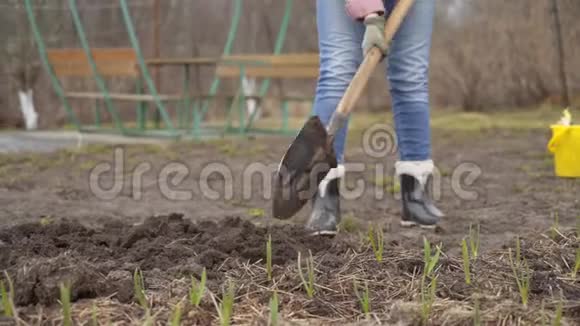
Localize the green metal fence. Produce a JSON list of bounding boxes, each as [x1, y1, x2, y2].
[[25, 0, 305, 139], [68, 0, 126, 133]]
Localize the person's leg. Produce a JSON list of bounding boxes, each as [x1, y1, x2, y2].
[[308, 0, 364, 235], [314, 0, 364, 163], [385, 0, 433, 161], [384, 0, 443, 227]]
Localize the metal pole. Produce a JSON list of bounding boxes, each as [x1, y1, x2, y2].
[[23, 0, 81, 130], [259, 0, 293, 96], [551, 0, 571, 108], [199, 0, 243, 119], [68, 0, 125, 132], [119, 0, 176, 133], [152, 0, 162, 127], [246, 0, 293, 130]]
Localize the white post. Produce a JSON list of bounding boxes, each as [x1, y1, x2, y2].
[[18, 89, 38, 130], [242, 77, 261, 120]]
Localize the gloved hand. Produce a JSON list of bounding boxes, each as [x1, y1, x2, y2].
[[362, 15, 389, 57]]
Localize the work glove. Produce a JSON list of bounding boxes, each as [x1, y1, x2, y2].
[[362, 15, 389, 58]]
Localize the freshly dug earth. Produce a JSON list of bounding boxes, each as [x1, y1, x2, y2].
[[0, 214, 344, 306]]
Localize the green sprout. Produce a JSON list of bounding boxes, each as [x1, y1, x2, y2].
[[269, 291, 279, 326], [508, 242, 531, 307], [552, 300, 563, 326], [368, 225, 385, 263], [133, 268, 149, 310], [469, 223, 480, 260], [170, 301, 183, 326], [421, 237, 441, 325], [60, 281, 72, 326], [462, 238, 472, 285], [248, 208, 265, 218], [388, 181, 401, 195], [297, 250, 315, 298], [218, 280, 236, 326], [420, 276, 438, 326], [423, 237, 441, 278], [1, 272, 15, 318], [40, 216, 53, 226], [353, 280, 371, 317], [91, 303, 98, 326], [473, 296, 481, 326], [143, 313, 155, 326], [190, 268, 207, 307]]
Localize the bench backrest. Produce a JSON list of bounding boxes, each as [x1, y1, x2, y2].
[[216, 53, 319, 79], [47, 48, 139, 78]]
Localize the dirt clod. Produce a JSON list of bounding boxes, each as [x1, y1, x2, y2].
[[0, 214, 339, 305]]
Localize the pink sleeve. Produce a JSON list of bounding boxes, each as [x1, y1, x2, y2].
[[345, 0, 385, 19]]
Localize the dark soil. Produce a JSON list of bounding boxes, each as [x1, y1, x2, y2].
[[0, 214, 350, 306]]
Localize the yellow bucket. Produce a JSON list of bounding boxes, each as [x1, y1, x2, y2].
[[547, 125, 580, 178]]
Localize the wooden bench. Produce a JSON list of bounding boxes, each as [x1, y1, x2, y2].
[[145, 53, 319, 100], [215, 53, 320, 133], [141, 53, 320, 135], [47, 48, 182, 102], [217, 53, 319, 79]]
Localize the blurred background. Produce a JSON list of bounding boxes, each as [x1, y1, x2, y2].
[[0, 0, 578, 129]]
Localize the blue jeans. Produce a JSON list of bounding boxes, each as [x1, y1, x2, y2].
[[314, 0, 434, 162]]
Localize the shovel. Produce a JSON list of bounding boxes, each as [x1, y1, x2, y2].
[[272, 0, 416, 220]]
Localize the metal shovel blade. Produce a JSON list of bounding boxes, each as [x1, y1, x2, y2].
[[272, 116, 337, 219]]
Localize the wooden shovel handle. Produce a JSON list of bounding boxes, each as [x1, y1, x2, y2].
[[335, 0, 415, 116]]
